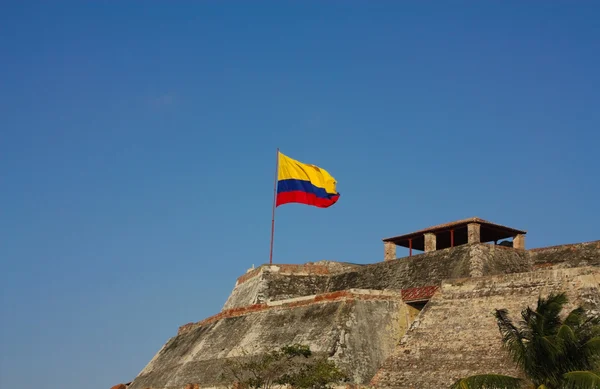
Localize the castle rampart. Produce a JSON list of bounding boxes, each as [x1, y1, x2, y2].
[[123, 217, 599, 389], [130, 290, 416, 389], [529, 240, 600, 268], [371, 266, 600, 388], [224, 261, 361, 310]]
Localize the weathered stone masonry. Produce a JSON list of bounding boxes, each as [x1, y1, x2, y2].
[[371, 267, 600, 388], [129, 291, 416, 388], [124, 216, 599, 389]]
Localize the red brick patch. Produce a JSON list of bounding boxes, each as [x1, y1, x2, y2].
[[401, 286, 439, 302], [314, 290, 348, 302]]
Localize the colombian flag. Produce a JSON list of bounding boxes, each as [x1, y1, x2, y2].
[[276, 151, 340, 208]]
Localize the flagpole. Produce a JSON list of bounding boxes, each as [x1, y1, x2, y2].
[[269, 147, 280, 265]]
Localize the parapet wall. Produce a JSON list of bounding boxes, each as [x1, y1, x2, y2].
[[224, 244, 533, 311], [223, 261, 361, 310], [224, 241, 600, 311], [327, 243, 530, 293], [530, 240, 600, 269], [471, 243, 530, 276], [235, 261, 361, 286]]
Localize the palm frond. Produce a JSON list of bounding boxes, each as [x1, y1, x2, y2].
[[539, 335, 560, 356], [577, 317, 600, 343], [583, 337, 600, 360], [495, 309, 530, 368], [450, 374, 526, 389], [554, 325, 578, 368], [537, 292, 569, 316], [520, 306, 537, 336], [453, 292, 600, 389], [562, 370, 600, 389], [557, 324, 577, 344], [534, 292, 568, 336], [564, 307, 586, 327]]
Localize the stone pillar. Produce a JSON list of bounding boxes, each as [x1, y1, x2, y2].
[[467, 223, 481, 244], [384, 242, 396, 261], [513, 234, 526, 250], [424, 233, 436, 252]]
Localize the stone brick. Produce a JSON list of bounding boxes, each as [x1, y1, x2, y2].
[[514, 233, 525, 249], [424, 233, 436, 252], [467, 222, 481, 243], [384, 241, 396, 261]]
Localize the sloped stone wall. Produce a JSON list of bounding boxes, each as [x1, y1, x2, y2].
[[222, 268, 269, 310], [370, 267, 600, 389], [128, 291, 413, 389]]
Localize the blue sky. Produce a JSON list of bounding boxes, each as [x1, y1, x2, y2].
[[1, 1, 599, 388]]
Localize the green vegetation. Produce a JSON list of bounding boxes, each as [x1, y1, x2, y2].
[[220, 343, 347, 389], [451, 292, 600, 389]]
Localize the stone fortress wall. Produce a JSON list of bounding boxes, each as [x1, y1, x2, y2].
[[126, 231, 600, 389], [371, 266, 600, 388]]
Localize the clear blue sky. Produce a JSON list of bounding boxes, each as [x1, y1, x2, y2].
[[1, 1, 599, 388]]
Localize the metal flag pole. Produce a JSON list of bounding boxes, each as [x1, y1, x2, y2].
[[269, 148, 280, 265]]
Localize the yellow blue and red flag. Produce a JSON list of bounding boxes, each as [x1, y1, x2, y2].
[[276, 151, 340, 208]]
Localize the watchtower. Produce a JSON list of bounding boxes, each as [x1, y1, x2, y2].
[[382, 217, 527, 261]]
